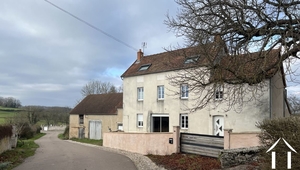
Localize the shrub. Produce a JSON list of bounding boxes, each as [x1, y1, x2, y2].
[[0, 125, 12, 140], [62, 125, 69, 139], [35, 125, 42, 134], [257, 117, 300, 169], [19, 123, 36, 139]]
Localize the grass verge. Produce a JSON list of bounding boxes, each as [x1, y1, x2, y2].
[[0, 133, 46, 170], [69, 137, 103, 146], [57, 132, 102, 146]]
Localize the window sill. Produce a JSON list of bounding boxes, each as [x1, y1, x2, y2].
[[137, 126, 143, 128], [137, 99, 144, 102], [157, 98, 164, 101], [180, 97, 188, 100]]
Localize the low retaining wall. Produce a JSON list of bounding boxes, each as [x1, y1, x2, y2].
[[42, 125, 66, 131], [220, 147, 261, 168], [103, 126, 180, 155], [224, 129, 260, 149], [0, 126, 17, 154], [0, 137, 11, 154]]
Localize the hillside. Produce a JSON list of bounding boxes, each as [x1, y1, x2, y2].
[[0, 107, 22, 124]]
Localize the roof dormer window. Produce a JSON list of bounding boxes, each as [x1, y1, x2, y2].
[[139, 64, 151, 71], [184, 56, 199, 64]]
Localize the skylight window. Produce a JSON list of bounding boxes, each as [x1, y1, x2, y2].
[[184, 56, 199, 64], [139, 64, 151, 71]]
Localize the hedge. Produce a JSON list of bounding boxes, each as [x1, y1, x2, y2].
[[0, 125, 12, 140]]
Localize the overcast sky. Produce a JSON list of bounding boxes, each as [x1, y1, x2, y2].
[[0, 1, 299, 108], [0, 0, 186, 107]]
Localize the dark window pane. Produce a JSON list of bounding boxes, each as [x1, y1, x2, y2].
[[153, 117, 160, 132], [161, 117, 169, 132]]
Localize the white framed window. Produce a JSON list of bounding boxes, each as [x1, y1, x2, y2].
[[181, 84, 188, 99], [137, 87, 144, 101], [117, 123, 123, 131], [137, 114, 143, 127], [215, 85, 224, 100], [157, 85, 164, 100], [180, 114, 188, 129]]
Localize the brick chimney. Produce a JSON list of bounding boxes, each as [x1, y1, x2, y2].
[[136, 49, 143, 63]]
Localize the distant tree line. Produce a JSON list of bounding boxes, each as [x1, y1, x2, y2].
[[20, 106, 71, 126], [0, 97, 21, 108], [7, 105, 71, 139]]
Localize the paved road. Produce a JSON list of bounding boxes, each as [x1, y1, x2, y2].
[[13, 131, 137, 170]]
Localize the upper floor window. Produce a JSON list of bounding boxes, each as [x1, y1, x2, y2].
[[181, 84, 188, 99], [184, 56, 199, 64], [180, 114, 188, 129], [137, 87, 144, 101], [139, 64, 151, 71], [215, 85, 224, 100], [137, 114, 143, 127], [157, 85, 164, 100], [79, 114, 84, 124]]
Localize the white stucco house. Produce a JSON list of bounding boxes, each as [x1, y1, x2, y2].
[[120, 40, 290, 148]]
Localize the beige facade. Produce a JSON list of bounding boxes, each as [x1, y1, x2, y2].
[[122, 69, 289, 137], [69, 108, 123, 139]]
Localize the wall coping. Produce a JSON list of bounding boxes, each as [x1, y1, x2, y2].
[[104, 132, 172, 135]]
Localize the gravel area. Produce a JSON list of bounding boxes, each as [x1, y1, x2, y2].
[[67, 140, 166, 170]]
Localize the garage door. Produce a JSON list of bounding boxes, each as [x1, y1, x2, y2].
[[89, 120, 101, 139]]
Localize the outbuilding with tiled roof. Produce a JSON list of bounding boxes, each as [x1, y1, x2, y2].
[[69, 93, 123, 139]]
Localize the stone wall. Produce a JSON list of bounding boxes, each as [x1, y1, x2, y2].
[[220, 147, 261, 168], [0, 137, 11, 154]]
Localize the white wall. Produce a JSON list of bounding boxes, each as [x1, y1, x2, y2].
[[123, 70, 273, 135]]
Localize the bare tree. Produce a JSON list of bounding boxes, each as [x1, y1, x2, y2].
[[6, 111, 29, 137], [288, 94, 300, 114], [81, 80, 119, 97], [165, 0, 300, 111], [23, 106, 44, 125]]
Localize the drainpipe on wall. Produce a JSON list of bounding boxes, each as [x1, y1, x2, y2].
[[283, 89, 287, 117], [228, 129, 232, 149]]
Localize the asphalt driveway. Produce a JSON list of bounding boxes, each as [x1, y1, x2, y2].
[[13, 131, 137, 170]]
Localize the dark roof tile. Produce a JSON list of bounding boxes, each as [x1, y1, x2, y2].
[[69, 93, 123, 115]]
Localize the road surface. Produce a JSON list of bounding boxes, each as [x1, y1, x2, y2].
[[13, 131, 137, 170]]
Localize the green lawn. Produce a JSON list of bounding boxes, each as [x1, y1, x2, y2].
[[70, 137, 103, 146], [0, 107, 22, 124]]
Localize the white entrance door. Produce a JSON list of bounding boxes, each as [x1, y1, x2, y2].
[[89, 120, 101, 139], [213, 116, 224, 136]]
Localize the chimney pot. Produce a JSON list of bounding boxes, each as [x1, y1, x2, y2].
[[137, 49, 143, 63]]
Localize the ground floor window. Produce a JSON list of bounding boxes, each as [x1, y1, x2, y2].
[[137, 114, 143, 127], [117, 123, 123, 131], [151, 114, 169, 132], [180, 114, 188, 129]]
